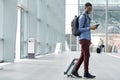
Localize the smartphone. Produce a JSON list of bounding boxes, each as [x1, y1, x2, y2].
[[95, 24, 100, 28]]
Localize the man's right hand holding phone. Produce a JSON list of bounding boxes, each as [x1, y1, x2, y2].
[[90, 24, 99, 30]]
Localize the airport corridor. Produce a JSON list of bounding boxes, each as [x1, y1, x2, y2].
[[0, 52, 120, 80]]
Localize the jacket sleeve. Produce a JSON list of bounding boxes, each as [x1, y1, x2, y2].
[[78, 15, 90, 32]]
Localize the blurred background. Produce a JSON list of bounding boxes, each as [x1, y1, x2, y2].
[[66, 0, 120, 53]]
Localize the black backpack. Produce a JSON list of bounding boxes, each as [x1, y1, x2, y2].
[[71, 14, 87, 36]]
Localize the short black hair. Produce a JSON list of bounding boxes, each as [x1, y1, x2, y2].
[[85, 2, 92, 8]]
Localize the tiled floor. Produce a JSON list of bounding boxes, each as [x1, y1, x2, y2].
[[0, 52, 120, 80]]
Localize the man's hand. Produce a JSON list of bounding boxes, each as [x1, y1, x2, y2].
[[90, 25, 97, 30]]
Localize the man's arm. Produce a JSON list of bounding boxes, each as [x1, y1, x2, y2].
[[78, 15, 90, 33]]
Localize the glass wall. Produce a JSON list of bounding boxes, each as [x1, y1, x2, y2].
[[108, 1, 120, 53], [65, 0, 78, 51]]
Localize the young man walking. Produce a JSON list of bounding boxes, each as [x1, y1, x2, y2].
[[72, 2, 97, 78]]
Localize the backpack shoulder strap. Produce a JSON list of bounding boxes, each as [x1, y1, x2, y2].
[[82, 14, 87, 28]]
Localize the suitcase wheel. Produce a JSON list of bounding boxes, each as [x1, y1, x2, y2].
[[67, 75, 72, 77], [64, 72, 67, 75]]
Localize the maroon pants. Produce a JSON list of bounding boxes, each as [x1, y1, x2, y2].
[[74, 39, 91, 73]]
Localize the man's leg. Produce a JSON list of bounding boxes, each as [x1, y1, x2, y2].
[[83, 42, 90, 73], [71, 41, 84, 78], [83, 40, 96, 78], [100, 45, 102, 53], [73, 39, 87, 72], [74, 51, 84, 72], [71, 52, 83, 78]]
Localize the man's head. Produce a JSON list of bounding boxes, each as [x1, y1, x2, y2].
[[85, 2, 92, 14]]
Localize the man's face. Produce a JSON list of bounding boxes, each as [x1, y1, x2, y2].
[[86, 6, 92, 14]]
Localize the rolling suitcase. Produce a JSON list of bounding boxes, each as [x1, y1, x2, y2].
[[97, 48, 100, 53], [64, 58, 78, 77]]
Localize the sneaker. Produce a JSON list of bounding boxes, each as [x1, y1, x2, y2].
[[84, 73, 96, 78], [72, 71, 82, 78]]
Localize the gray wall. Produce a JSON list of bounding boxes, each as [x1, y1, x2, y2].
[[0, 0, 17, 62], [0, 0, 65, 62], [19, 0, 65, 57]]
